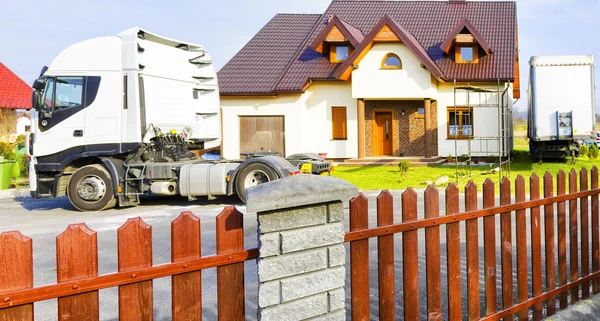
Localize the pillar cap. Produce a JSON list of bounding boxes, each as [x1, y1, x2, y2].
[[246, 175, 358, 213]]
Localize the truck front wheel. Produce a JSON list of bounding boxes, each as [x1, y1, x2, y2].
[[67, 164, 116, 211], [235, 163, 278, 203]]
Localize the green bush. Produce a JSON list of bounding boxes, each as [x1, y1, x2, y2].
[[398, 160, 411, 177], [18, 156, 28, 176], [459, 154, 470, 163], [589, 144, 599, 159], [580, 144, 589, 158], [0, 141, 15, 160]]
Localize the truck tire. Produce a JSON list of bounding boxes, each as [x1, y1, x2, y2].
[[67, 164, 116, 211], [235, 163, 278, 203]]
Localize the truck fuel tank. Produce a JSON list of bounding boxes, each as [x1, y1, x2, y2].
[[179, 163, 240, 197]]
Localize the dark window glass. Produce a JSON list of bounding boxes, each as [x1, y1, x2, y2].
[[335, 46, 349, 61], [461, 47, 474, 61], [384, 56, 401, 67], [43, 78, 55, 110], [55, 77, 84, 110]]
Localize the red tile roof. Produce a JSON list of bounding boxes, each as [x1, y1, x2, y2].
[[0, 62, 32, 109], [219, 0, 517, 95]]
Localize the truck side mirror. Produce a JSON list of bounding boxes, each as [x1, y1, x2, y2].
[[31, 90, 42, 110], [32, 78, 45, 91]]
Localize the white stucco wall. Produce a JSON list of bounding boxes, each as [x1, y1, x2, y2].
[[220, 82, 357, 159], [351, 43, 438, 99], [16, 115, 31, 135]]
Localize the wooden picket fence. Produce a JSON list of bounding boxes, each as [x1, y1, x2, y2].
[[0, 206, 256, 321], [346, 167, 600, 321]]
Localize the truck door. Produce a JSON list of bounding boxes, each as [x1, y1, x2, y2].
[[34, 76, 87, 157]]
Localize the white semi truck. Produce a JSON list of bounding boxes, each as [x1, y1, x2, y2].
[[528, 55, 596, 159], [28, 28, 329, 211]]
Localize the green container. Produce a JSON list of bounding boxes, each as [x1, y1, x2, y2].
[[0, 160, 16, 190]]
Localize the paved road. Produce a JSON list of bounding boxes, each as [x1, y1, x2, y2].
[[0, 188, 571, 320]]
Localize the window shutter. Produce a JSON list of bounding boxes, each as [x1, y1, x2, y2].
[[332, 107, 347, 139]]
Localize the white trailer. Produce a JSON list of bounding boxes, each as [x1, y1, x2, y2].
[[528, 55, 596, 158], [28, 28, 329, 211]]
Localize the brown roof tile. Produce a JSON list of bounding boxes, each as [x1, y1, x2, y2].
[[219, 0, 517, 95]]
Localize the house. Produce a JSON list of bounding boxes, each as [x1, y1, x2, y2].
[[218, 0, 519, 161], [16, 113, 31, 135], [0, 62, 32, 139]]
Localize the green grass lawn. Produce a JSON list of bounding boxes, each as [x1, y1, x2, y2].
[[331, 149, 600, 193]]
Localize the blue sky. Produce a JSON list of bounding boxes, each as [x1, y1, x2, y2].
[[1, 0, 598, 110]]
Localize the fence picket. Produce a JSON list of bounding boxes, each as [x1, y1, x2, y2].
[[425, 186, 441, 321], [581, 168, 590, 300], [118, 217, 153, 321], [216, 206, 245, 321], [530, 174, 543, 321], [445, 183, 462, 321], [592, 166, 599, 294], [56, 223, 99, 321], [402, 188, 419, 321], [557, 170, 567, 309], [171, 212, 202, 320], [483, 179, 497, 315], [0, 232, 33, 321], [465, 181, 480, 320], [515, 175, 528, 321], [500, 177, 513, 321], [568, 169, 579, 305], [377, 191, 395, 321], [543, 171, 556, 316], [350, 194, 370, 321]]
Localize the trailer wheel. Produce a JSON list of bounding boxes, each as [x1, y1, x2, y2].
[[235, 163, 278, 203], [67, 164, 116, 211]]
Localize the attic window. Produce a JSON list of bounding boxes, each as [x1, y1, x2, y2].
[[456, 45, 478, 63], [331, 45, 350, 62], [381, 53, 402, 69]]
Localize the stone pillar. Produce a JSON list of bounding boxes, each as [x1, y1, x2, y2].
[[424, 98, 432, 158], [246, 175, 358, 321], [357, 98, 365, 159]]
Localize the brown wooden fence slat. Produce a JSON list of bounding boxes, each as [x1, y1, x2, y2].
[[543, 171, 556, 316], [377, 191, 395, 321], [530, 174, 543, 321], [350, 194, 370, 321], [483, 179, 497, 315], [118, 217, 153, 321], [402, 188, 420, 321], [557, 170, 567, 310], [0, 232, 33, 321], [592, 166, 600, 294], [445, 183, 462, 321], [515, 175, 528, 321], [56, 223, 99, 321], [569, 169, 579, 305], [465, 181, 480, 321], [425, 186, 442, 321], [581, 168, 590, 300], [500, 177, 514, 321], [171, 211, 202, 321], [216, 206, 245, 321]]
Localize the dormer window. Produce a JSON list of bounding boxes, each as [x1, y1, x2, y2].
[[331, 45, 350, 62], [440, 18, 491, 65], [381, 53, 402, 69]]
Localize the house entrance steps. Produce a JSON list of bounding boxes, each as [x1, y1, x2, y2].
[[339, 156, 446, 167]]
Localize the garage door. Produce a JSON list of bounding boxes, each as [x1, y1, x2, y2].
[[239, 116, 285, 157]]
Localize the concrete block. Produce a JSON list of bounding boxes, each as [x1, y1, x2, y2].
[[328, 244, 346, 267], [258, 205, 327, 233], [306, 310, 346, 321], [280, 223, 344, 254], [327, 201, 344, 222], [246, 175, 358, 213], [328, 288, 345, 311], [258, 280, 280, 308], [259, 232, 280, 257], [258, 249, 327, 282], [280, 267, 345, 302], [259, 293, 328, 321]]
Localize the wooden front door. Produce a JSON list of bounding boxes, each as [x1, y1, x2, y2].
[[374, 112, 393, 156], [239, 116, 285, 157]]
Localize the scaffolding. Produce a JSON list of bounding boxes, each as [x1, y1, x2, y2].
[[452, 79, 513, 184]]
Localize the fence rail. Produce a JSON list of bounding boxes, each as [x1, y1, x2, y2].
[[346, 167, 600, 321], [0, 207, 256, 321]]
